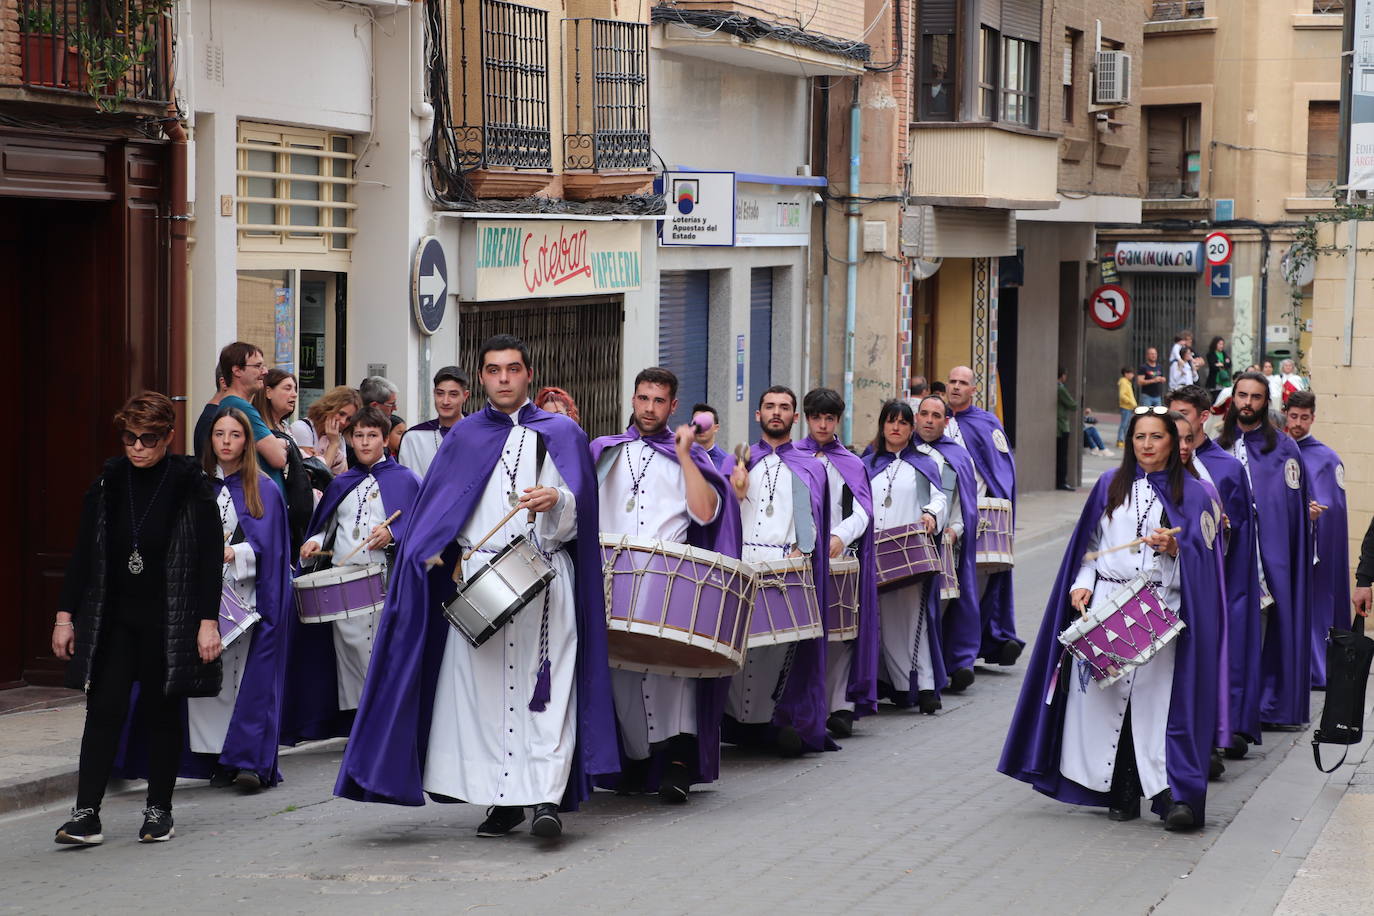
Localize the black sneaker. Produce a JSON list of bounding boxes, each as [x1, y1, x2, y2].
[[208, 765, 238, 788], [476, 805, 525, 838], [659, 761, 691, 804], [826, 709, 854, 739], [530, 803, 562, 838], [775, 725, 805, 757], [138, 805, 174, 843], [234, 770, 263, 791], [54, 807, 103, 846], [947, 667, 975, 693], [998, 641, 1023, 666], [917, 690, 942, 715]]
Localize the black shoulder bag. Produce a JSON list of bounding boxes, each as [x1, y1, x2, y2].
[[1313, 612, 1374, 773]]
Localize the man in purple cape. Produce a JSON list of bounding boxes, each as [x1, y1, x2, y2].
[[915, 394, 981, 691], [690, 402, 733, 474], [1286, 391, 1349, 688], [999, 463, 1227, 828], [281, 421, 422, 746], [946, 366, 1023, 666], [590, 369, 741, 802], [1218, 373, 1312, 727], [724, 385, 833, 755], [864, 413, 949, 710], [798, 387, 878, 738], [1170, 385, 1263, 754], [335, 335, 617, 841]]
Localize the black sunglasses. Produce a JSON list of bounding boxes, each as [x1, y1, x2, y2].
[[121, 431, 165, 448]]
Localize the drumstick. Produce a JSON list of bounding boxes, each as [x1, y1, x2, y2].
[[1083, 526, 1182, 563], [340, 509, 403, 564], [462, 504, 524, 562]]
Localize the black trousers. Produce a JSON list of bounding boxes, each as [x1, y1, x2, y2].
[[1055, 432, 1070, 488], [76, 619, 183, 811]]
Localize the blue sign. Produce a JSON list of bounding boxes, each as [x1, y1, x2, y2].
[[411, 236, 448, 335], [1214, 198, 1235, 222], [736, 335, 745, 401], [1209, 263, 1232, 298]]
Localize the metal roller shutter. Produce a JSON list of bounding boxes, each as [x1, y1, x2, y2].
[[658, 270, 710, 428], [1128, 274, 1196, 373], [750, 268, 774, 435]]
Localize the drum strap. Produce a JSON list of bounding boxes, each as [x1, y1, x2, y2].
[[840, 484, 854, 521], [229, 523, 245, 547]]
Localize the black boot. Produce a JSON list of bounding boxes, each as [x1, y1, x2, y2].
[[826, 709, 854, 739], [1209, 748, 1225, 780], [1108, 706, 1142, 822], [916, 690, 941, 715], [1223, 732, 1249, 760]]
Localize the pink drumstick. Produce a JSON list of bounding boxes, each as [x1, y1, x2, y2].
[[692, 411, 714, 433]]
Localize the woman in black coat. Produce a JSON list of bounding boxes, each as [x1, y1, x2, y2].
[[52, 391, 224, 846]]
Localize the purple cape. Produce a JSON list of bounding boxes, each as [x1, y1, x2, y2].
[[116, 473, 294, 785], [1237, 429, 1312, 724], [748, 440, 833, 752], [1298, 435, 1349, 687], [279, 458, 422, 746], [1195, 438, 1263, 742], [952, 405, 1022, 656], [798, 435, 879, 717], [589, 426, 742, 786], [927, 436, 983, 674], [705, 444, 731, 474], [998, 468, 1228, 822], [864, 445, 949, 700], [333, 403, 619, 809]]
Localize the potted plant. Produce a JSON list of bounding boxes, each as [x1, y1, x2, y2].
[[20, 6, 80, 89], [74, 0, 174, 113]]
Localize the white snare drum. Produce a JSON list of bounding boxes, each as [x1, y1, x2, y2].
[[600, 534, 755, 677], [219, 583, 260, 648], [1057, 576, 1184, 688], [443, 535, 556, 648], [294, 563, 387, 624], [975, 497, 1014, 570]]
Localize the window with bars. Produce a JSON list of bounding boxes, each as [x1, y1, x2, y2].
[[236, 124, 356, 254], [453, 0, 552, 171], [563, 18, 651, 171]]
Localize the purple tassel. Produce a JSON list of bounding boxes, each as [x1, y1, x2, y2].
[[528, 658, 551, 712]]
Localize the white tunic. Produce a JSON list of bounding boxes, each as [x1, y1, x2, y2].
[[188, 474, 257, 755], [813, 448, 872, 713], [424, 413, 579, 806], [1060, 477, 1182, 798], [871, 456, 948, 694], [598, 439, 718, 760], [728, 451, 815, 725], [302, 458, 395, 710], [945, 416, 988, 498], [397, 423, 449, 478]]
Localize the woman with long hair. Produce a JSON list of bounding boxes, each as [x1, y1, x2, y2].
[[52, 392, 223, 845], [535, 386, 581, 425], [183, 407, 294, 790], [252, 369, 298, 434], [1000, 407, 1226, 832], [289, 385, 360, 477], [862, 399, 949, 715], [1204, 337, 1231, 393]]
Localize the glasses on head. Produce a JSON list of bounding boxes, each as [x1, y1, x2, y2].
[[1133, 405, 1169, 416], [121, 431, 164, 448]]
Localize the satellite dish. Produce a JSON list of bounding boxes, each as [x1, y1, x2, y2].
[[1280, 245, 1314, 288], [910, 258, 942, 280]]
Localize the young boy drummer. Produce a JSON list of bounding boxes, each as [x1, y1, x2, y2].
[[293, 408, 420, 721]]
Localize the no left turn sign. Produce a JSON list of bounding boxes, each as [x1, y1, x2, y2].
[[1090, 284, 1131, 330]]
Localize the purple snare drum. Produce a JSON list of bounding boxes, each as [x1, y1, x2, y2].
[[1057, 575, 1185, 687], [826, 555, 860, 642], [975, 498, 1014, 571], [938, 531, 960, 601], [749, 555, 823, 647], [600, 535, 755, 677], [294, 563, 387, 624], [873, 524, 942, 589], [219, 583, 260, 648]]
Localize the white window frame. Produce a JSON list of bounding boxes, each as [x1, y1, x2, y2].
[[236, 122, 357, 260]]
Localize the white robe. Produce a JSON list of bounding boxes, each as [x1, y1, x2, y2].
[[302, 458, 397, 710], [871, 456, 947, 694], [423, 413, 579, 806], [1060, 476, 1182, 798], [397, 423, 449, 478], [727, 452, 813, 725], [598, 439, 718, 760], [812, 449, 871, 714], [188, 475, 257, 755]]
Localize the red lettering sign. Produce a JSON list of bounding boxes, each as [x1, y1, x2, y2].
[[522, 226, 592, 293]]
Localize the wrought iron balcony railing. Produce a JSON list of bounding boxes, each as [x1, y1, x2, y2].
[[452, 0, 552, 171], [9, 0, 174, 110], [563, 18, 651, 171]]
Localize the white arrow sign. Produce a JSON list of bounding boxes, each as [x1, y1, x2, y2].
[[420, 266, 446, 306]]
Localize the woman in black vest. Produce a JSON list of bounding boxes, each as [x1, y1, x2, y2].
[[52, 391, 224, 845]]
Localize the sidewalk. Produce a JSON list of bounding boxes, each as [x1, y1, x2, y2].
[[0, 456, 1110, 819]]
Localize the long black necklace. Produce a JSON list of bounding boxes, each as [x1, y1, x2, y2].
[[762, 456, 783, 517], [499, 428, 529, 508], [127, 461, 171, 575], [623, 443, 655, 513]]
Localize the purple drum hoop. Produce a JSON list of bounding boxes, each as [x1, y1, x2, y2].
[[1058, 580, 1184, 687], [295, 564, 387, 624], [749, 557, 822, 647], [975, 499, 1015, 570], [219, 584, 260, 648], [874, 523, 941, 588]]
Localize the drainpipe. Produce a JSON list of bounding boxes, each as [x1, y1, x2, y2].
[[843, 78, 861, 445], [165, 105, 190, 447], [819, 79, 831, 387]]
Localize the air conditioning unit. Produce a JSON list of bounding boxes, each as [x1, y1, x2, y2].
[[1094, 50, 1132, 105]]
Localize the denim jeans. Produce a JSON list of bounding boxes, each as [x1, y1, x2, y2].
[[1117, 409, 1132, 445]]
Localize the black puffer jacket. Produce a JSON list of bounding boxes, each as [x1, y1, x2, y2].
[[62, 454, 223, 698]]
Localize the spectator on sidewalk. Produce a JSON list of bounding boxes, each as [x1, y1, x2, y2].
[[1169, 345, 1200, 390], [290, 386, 360, 478], [218, 343, 286, 489], [1056, 367, 1077, 491], [1205, 337, 1232, 394], [1117, 366, 1137, 448], [1082, 408, 1112, 457], [359, 376, 404, 461], [1138, 348, 1166, 406], [252, 369, 298, 435], [536, 386, 581, 425], [910, 376, 929, 398], [192, 367, 229, 459]]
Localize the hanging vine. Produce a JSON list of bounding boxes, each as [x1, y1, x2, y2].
[[1278, 197, 1374, 377]]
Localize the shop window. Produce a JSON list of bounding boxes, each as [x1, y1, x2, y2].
[[1145, 104, 1202, 198], [236, 123, 356, 255], [1306, 100, 1339, 196]]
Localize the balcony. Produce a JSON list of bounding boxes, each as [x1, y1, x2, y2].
[[1147, 0, 1205, 21], [2, 0, 174, 113], [562, 17, 654, 199], [451, 0, 553, 196], [907, 123, 1059, 210]]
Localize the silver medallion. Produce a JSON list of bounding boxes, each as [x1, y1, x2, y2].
[[883, 495, 893, 508], [625, 496, 636, 513], [766, 502, 775, 517], [508, 492, 519, 508], [128, 549, 144, 575], [353, 527, 362, 539]]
